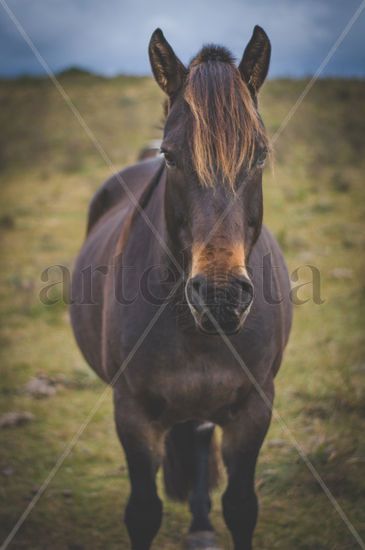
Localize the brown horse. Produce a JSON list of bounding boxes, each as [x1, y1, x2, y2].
[[70, 26, 292, 550]]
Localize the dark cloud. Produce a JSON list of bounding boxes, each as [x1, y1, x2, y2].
[[1, 0, 364, 77]]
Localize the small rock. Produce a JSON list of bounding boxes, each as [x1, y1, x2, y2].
[[330, 267, 353, 280], [0, 411, 34, 428], [24, 376, 57, 398], [1, 466, 14, 476]]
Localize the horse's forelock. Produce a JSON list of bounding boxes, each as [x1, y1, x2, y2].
[[184, 51, 268, 189]]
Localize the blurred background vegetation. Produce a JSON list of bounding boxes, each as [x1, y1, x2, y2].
[[0, 72, 364, 549]]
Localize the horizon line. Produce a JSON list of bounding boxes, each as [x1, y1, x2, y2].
[[1, 65, 365, 82]]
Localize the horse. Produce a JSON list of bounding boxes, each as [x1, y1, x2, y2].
[[70, 25, 292, 550]]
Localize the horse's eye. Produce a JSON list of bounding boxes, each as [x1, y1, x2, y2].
[[256, 150, 267, 168], [161, 149, 176, 168]]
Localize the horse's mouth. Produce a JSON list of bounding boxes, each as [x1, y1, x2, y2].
[[193, 310, 247, 336]]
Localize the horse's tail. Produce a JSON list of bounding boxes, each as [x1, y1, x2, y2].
[[163, 420, 221, 502]]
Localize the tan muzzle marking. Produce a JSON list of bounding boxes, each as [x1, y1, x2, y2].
[[191, 241, 248, 280]]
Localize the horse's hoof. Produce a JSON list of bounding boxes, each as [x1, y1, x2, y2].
[[184, 531, 222, 550]]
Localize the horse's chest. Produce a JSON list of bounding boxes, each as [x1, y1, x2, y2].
[[145, 359, 250, 425]]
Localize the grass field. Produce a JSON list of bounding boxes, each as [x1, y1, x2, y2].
[[0, 72, 364, 549]]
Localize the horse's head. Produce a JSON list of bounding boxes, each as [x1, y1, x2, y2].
[[149, 27, 271, 335]]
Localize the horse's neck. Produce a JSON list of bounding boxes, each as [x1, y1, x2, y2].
[[141, 168, 186, 288]]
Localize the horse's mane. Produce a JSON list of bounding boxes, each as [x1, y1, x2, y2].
[[184, 45, 269, 189]]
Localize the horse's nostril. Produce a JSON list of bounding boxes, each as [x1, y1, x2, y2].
[[235, 276, 254, 310], [191, 275, 205, 294], [186, 275, 207, 313]]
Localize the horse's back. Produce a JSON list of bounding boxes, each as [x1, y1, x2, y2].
[[70, 156, 163, 379], [87, 156, 163, 234]]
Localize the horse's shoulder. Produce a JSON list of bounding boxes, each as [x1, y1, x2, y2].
[[86, 157, 163, 234]]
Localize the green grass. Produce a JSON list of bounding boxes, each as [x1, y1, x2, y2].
[[0, 73, 364, 549]]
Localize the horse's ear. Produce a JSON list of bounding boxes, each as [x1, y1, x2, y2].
[[239, 25, 271, 97], [149, 28, 187, 97]]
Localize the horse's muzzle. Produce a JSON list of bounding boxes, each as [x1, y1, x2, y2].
[[185, 274, 254, 335]]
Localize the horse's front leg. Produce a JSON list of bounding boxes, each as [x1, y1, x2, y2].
[[221, 380, 274, 550], [114, 386, 165, 550]]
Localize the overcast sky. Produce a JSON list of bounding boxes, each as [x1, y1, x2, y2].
[[1, 0, 365, 78]]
